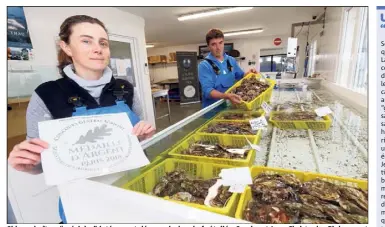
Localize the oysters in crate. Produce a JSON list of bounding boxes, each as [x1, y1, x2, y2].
[[202, 122, 256, 135], [271, 111, 321, 121], [229, 75, 270, 102], [217, 111, 263, 120], [184, 142, 249, 159], [152, 170, 233, 208], [242, 173, 368, 224]]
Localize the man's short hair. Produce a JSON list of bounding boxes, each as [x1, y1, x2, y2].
[[206, 29, 224, 45]]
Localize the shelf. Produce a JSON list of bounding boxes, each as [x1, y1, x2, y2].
[[149, 61, 177, 66]]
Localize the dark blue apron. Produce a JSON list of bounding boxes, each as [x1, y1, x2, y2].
[[203, 63, 236, 119], [58, 100, 140, 223]]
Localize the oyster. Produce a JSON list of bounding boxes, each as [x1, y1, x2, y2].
[[153, 182, 168, 196], [203, 122, 255, 135], [322, 203, 358, 224], [251, 184, 299, 204], [282, 202, 328, 219], [338, 197, 367, 216], [348, 214, 368, 224], [152, 170, 231, 208], [169, 192, 204, 205], [210, 186, 232, 207], [338, 185, 368, 211], [302, 179, 340, 202], [220, 112, 261, 120], [184, 143, 247, 159], [253, 173, 302, 188], [251, 173, 301, 204], [244, 203, 299, 224], [230, 76, 270, 102], [180, 180, 212, 198], [153, 170, 186, 196], [253, 173, 283, 184], [300, 217, 335, 224], [299, 194, 326, 211], [280, 174, 302, 189]]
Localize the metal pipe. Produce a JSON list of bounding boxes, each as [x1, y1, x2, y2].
[[291, 12, 326, 37]]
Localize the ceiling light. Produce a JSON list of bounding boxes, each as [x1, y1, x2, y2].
[[146, 44, 154, 48], [178, 7, 253, 21], [224, 28, 264, 37]]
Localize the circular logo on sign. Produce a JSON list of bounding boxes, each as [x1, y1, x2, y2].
[[52, 119, 132, 172], [184, 85, 196, 98], [183, 58, 191, 69], [274, 38, 282, 46]]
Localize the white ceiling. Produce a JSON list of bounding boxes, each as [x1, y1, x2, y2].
[[117, 7, 325, 47]]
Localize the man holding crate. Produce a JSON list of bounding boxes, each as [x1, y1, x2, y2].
[[198, 28, 257, 108]]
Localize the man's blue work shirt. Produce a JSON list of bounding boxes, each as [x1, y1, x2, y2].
[[198, 53, 245, 108]]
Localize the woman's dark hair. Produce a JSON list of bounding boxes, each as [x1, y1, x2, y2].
[[206, 28, 224, 45], [58, 15, 108, 76]]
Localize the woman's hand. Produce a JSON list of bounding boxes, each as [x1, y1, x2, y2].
[[132, 121, 156, 141], [8, 138, 49, 173]]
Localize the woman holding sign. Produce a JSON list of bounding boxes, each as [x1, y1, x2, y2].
[[8, 15, 156, 223]]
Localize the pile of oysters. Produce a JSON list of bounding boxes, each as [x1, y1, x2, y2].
[[203, 122, 255, 135], [218, 112, 262, 120], [243, 173, 368, 224], [183, 142, 248, 159], [272, 111, 321, 121], [152, 170, 232, 207], [229, 75, 270, 102]]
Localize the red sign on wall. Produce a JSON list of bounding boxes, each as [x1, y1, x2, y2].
[[274, 38, 282, 46]]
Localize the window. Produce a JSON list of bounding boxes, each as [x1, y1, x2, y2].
[[260, 54, 286, 72], [352, 7, 368, 94], [335, 7, 368, 94]]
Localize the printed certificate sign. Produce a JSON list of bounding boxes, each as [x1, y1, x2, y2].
[[38, 113, 150, 185]]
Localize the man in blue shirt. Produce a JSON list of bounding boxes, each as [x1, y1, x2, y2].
[[198, 29, 257, 108]]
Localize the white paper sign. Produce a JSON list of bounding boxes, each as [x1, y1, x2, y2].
[[219, 167, 252, 187], [229, 184, 248, 193], [315, 106, 333, 117], [124, 58, 132, 69], [261, 101, 273, 114], [302, 84, 308, 92], [39, 113, 150, 186], [249, 116, 268, 130], [116, 59, 127, 76]]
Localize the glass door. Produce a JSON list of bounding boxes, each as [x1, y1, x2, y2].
[[108, 34, 149, 121], [108, 36, 137, 87]]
